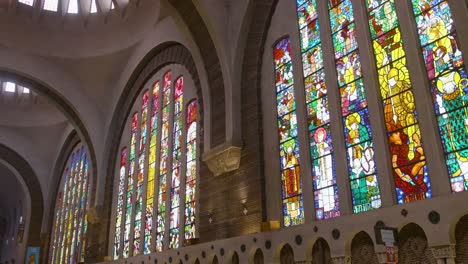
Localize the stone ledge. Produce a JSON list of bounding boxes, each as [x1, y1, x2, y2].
[[202, 144, 242, 176]]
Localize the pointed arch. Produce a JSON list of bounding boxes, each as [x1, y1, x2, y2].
[[398, 223, 436, 263], [350, 231, 378, 264], [311, 238, 331, 264], [280, 243, 295, 264]]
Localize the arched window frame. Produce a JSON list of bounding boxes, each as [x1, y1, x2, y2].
[[111, 64, 200, 259], [262, 0, 468, 227], [48, 142, 92, 264]]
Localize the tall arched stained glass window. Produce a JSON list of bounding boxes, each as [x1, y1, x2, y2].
[[133, 91, 150, 256], [365, 0, 432, 203], [410, 0, 468, 192], [144, 82, 160, 254], [169, 77, 184, 249], [113, 148, 127, 259], [328, 0, 381, 213], [123, 113, 138, 258], [113, 68, 199, 259], [49, 144, 91, 264], [156, 72, 172, 252], [273, 37, 304, 227], [296, 0, 340, 220], [185, 100, 197, 239]]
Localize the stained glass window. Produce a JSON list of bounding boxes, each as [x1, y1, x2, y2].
[[113, 148, 127, 259], [144, 82, 160, 254], [133, 91, 150, 256], [410, 0, 468, 193], [169, 77, 183, 249], [365, 0, 432, 203], [49, 144, 91, 264], [114, 69, 198, 259], [185, 100, 197, 240], [296, 0, 340, 220], [328, 0, 381, 213], [156, 72, 172, 252], [274, 37, 304, 227], [123, 113, 138, 258]]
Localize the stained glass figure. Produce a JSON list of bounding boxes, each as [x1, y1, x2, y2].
[[143, 82, 160, 254], [274, 37, 305, 227], [328, 0, 381, 213], [48, 145, 91, 264], [123, 113, 138, 257], [156, 71, 172, 252], [296, 0, 340, 220], [169, 77, 184, 249], [113, 148, 127, 259], [114, 69, 198, 258], [366, 0, 432, 204], [185, 100, 197, 240], [131, 90, 150, 256], [410, 0, 468, 192]]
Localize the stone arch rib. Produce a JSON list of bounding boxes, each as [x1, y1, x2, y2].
[[0, 144, 43, 247]]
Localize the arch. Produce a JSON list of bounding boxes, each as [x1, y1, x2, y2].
[[103, 42, 205, 256], [398, 223, 436, 264], [253, 248, 264, 264], [194, 258, 200, 264], [350, 231, 378, 264], [0, 70, 98, 207], [280, 243, 295, 264], [168, 0, 226, 146], [231, 251, 240, 264], [455, 214, 468, 263], [0, 144, 42, 247], [311, 238, 331, 264], [212, 255, 219, 264], [42, 130, 80, 263]]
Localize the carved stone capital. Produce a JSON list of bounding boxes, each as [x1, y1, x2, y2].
[[332, 256, 350, 264], [202, 144, 242, 176], [431, 245, 456, 259], [87, 206, 103, 224]]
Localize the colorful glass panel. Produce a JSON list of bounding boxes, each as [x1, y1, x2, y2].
[[169, 77, 183, 249], [132, 91, 150, 256], [296, 0, 340, 220], [185, 100, 197, 240], [328, 0, 381, 213], [366, 0, 432, 204], [123, 113, 138, 257], [48, 145, 91, 264], [410, 0, 468, 192], [143, 82, 160, 254], [156, 71, 172, 252], [274, 37, 305, 227]]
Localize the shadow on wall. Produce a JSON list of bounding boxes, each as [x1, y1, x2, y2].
[[351, 231, 379, 264], [253, 248, 264, 264], [456, 214, 468, 263], [398, 223, 436, 264], [312, 238, 331, 264], [280, 244, 294, 264]]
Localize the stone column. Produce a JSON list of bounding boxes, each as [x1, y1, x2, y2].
[[431, 245, 456, 264]]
